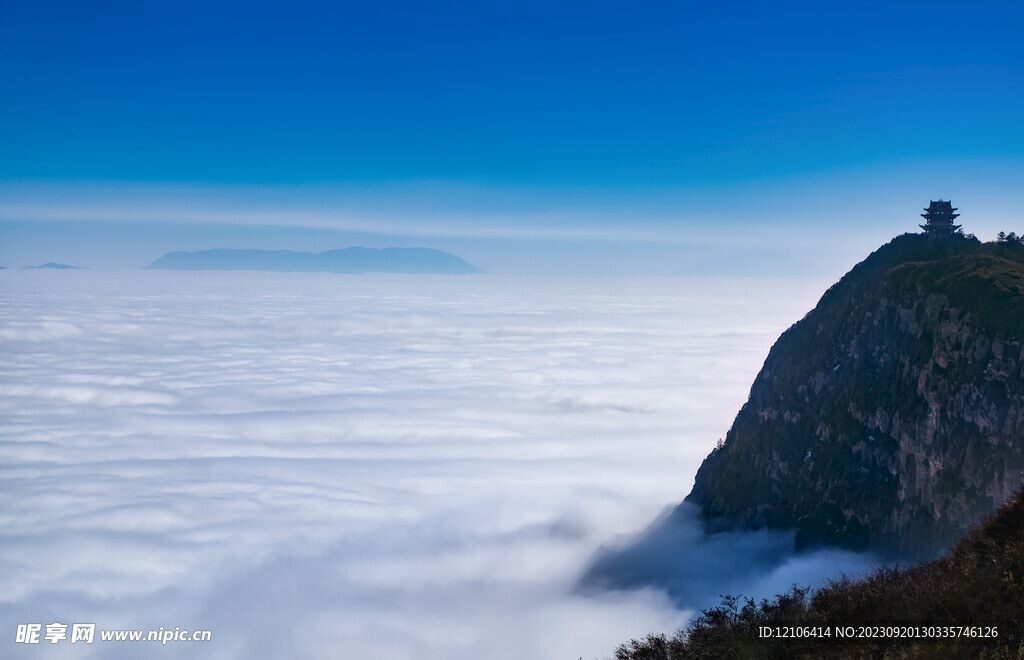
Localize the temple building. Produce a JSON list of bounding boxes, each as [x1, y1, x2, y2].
[[920, 200, 961, 234]]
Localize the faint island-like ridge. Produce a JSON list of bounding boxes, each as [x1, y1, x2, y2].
[[146, 247, 482, 274], [23, 262, 85, 269], [683, 203, 1024, 559]]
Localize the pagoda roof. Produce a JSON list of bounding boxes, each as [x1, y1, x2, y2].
[[922, 199, 959, 222], [924, 200, 957, 212]]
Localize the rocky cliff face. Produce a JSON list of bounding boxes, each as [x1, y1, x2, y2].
[[686, 233, 1024, 558]]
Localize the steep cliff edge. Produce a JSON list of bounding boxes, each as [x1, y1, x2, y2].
[[686, 233, 1024, 557]]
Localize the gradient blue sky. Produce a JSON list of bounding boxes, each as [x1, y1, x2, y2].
[[1, 0, 1022, 273]]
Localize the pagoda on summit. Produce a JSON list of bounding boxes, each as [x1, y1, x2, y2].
[[919, 200, 961, 234]]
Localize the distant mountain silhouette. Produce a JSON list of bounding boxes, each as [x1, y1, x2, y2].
[[146, 247, 482, 274], [23, 263, 84, 269]]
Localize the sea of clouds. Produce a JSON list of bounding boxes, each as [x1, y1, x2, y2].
[[0, 270, 878, 659]]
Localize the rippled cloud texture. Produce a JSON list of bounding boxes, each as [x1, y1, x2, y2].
[[2, 271, 860, 659]]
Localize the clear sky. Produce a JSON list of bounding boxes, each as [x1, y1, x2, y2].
[[1, 0, 1022, 273]]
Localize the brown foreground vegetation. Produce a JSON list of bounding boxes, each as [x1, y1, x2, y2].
[[614, 486, 1024, 659]]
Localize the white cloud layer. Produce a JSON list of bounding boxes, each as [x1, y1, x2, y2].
[[1, 270, 861, 659]]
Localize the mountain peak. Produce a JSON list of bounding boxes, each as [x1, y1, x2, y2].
[[685, 233, 1024, 558]]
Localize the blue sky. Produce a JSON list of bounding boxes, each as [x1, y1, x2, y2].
[[1, 0, 1022, 272]]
